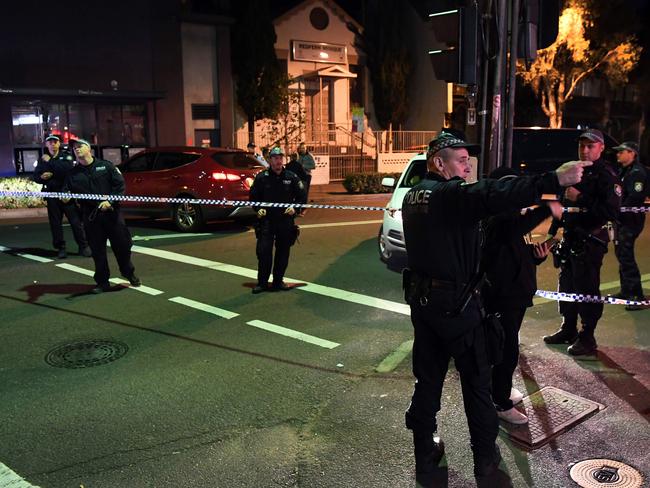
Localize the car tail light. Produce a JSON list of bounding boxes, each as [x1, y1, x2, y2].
[[211, 171, 240, 182]]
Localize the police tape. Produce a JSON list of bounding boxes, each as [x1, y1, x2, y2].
[[0, 190, 386, 212], [2, 190, 650, 214], [535, 289, 649, 306]]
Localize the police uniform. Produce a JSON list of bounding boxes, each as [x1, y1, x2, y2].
[[401, 134, 563, 481], [545, 151, 621, 354], [62, 149, 137, 290], [249, 166, 306, 292], [613, 143, 647, 306], [33, 141, 89, 256]]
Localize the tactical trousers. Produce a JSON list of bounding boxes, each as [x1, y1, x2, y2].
[[615, 226, 644, 298], [46, 198, 88, 250], [405, 299, 499, 459], [490, 306, 526, 411], [558, 240, 606, 333], [84, 209, 135, 285], [255, 217, 294, 285]]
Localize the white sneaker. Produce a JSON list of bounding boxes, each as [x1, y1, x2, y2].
[[510, 387, 524, 405], [497, 407, 529, 425]]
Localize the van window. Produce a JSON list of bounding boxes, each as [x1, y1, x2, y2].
[[399, 159, 427, 188], [154, 152, 201, 171], [212, 152, 264, 169], [122, 152, 155, 173]]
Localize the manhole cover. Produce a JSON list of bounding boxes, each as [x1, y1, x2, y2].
[[45, 340, 128, 368], [569, 459, 644, 487], [499, 386, 603, 449]]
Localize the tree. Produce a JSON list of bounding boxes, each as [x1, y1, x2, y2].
[[231, 0, 288, 136], [517, 0, 641, 128], [349, 0, 411, 130]]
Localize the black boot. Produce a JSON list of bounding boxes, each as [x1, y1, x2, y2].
[[414, 432, 445, 484], [543, 325, 578, 344], [474, 444, 502, 478], [567, 331, 597, 356]]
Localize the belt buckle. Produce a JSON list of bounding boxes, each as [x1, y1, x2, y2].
[[419, 296, 428, 306]]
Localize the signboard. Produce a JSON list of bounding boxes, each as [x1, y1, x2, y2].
[[352, 106, 364, 133], [292, 40, 347, 64]]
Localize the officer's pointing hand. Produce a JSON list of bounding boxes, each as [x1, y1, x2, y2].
[[98, 201, 112, 211], [257, 208, 266, 218], [284, 206, 296, 216], [555, 160, 593, 187]]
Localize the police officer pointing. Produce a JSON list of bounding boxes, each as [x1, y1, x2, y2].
[[401, 133, 589, 483], [249, 146, 306, 294], [61, 138, 140, 293]]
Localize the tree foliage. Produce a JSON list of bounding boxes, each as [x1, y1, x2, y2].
[[517, 0, 641, 128], [350, 0, 411, 129], [231, 0, 288, 132]]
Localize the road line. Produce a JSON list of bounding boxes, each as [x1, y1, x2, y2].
[[375, 340, 414, 373], [246, 320, 339, 349], [55, 263, 164, 295], [0, 245, 53, 263], [132, 233, 212, 241], [0, 461, 41, 487], [130, 245, 410, 315], [169, 296, 239, 319]]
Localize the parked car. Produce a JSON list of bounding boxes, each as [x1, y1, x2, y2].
[[119, 147, 265, 232], [377, 127, 620, 263]]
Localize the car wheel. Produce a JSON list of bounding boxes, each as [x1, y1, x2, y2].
[[378, 225, 391, 263], [172, 202, 204, 232]]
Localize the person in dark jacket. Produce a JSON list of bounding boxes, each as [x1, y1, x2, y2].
[[61, 138, 140, 294], [482, 167, 562, 425], [33, 135, 91, 259], [401, 133, 589, 484], [543, 129, 621, 355], [249, 146, 306, 294], [611, 141, 647, 310]]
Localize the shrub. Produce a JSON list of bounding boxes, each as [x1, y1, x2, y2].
[[343, 172, 401, 194], [0, 177, 45, 209]]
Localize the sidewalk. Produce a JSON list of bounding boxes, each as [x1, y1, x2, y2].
[[0, 183, 392, 220]]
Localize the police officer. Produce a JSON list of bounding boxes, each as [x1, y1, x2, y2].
[[544, 129, 621, 355], [401, 133, 589, 483], [612, 141, 647, 310], [249, 146, 306, 294], [61, 138, 140, 293], [33, 135, 91, 259]]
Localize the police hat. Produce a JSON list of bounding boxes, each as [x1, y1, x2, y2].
[[45, 134, 61, 142], [613, 141, 639, 154], [579, 128, 604, 144], [269, 146, 284, 156], [69, 138, 91, 148], [427, 132, 480, 159]]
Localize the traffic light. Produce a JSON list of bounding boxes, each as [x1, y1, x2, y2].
[[428, 4, 478, 85]]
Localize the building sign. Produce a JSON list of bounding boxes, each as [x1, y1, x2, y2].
[[292, 40, 347, 64]]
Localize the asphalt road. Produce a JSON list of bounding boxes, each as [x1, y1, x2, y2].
[[0, 201, 649, 488]]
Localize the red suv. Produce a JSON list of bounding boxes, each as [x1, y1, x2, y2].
[[119, 147, 265, 231]]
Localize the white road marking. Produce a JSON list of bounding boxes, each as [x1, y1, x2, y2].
[[168, 296, 239, 319], [0, 245, 53, 263], [0, 461, 40, 487], [55, 263, 164, 295], [246, 220, 383, 232], [246, 320, 339, 349], [130, 245, 410, 316], [132, 233, 212, 241]]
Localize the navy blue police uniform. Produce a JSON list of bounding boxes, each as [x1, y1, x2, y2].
[[401, 134, 564, 482], [249, 167, 306, 292], [62, 156, 137, 290], [545, 153, 620, 354], [33, 148, 89, 255], [614, 149, 647, 306]]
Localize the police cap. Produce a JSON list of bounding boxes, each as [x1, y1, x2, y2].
[[269, 146, 284, 156], [45, 135, 61, 142], [579, 128, 604, 144], [612, 141, 639, 154], [426, 132, 480, 159]]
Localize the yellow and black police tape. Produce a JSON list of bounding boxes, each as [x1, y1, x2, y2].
[[1, 189, 648, 307]]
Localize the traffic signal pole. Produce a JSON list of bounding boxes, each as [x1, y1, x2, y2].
[[504, 0, 521, 170], [487, 0, 508, 175]]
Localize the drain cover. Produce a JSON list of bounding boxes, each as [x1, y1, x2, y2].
[[45, 340, 128, 368], [499, 386, 603, 449], [569, 459, 644, 487]]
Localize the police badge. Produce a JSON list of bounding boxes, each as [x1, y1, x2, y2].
[[634, 181, 644, 193], [614, 184, 622, 197]]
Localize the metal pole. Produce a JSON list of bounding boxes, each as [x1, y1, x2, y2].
[[478, 0, 493, 177], [488, 0, 508, 174], [504, 0, 520, 169]]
